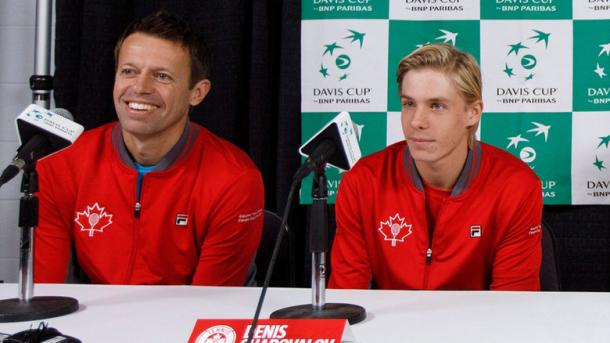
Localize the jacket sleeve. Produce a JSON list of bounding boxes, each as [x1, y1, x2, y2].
[[490, 176, 543, 291], [34, 160, 72, 283], [191, 169, 264, 286], [329, 171, 372, 289]]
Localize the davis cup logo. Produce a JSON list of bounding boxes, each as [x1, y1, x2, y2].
[[416, 28, 458, 48], [589, 41, 610, 105], [587, 132, 610, 200], [593, 42, 610, 79], [319, 29, 365, 81], [505, 121, 551, 168], [195, 325, 236, 343], [502, 29, 551, 82], [378, 213, 412, 247], [593, 134, 610, 173]]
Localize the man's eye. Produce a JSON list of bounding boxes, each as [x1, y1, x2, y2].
[[402, 101, 415, 108], [156, 73, 172, 81], [431, 103, 445, 110], [119, 68, 136, 76]]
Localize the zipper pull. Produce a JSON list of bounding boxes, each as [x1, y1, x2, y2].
[[426, 248, 432, 264], [134, 202, 141, 219]]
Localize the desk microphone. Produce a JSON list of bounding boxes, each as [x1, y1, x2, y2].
[[246, 112, 365, 343], [0, 104, 84, 187], [0, 104, 82, 323], [294, 111, 361, 181]]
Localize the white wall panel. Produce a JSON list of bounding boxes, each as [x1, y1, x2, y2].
[[0, 0, 37, 283], [0, 0, 35, 26]]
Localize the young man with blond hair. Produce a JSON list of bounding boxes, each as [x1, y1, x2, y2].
[[329, 43, 542, 291]]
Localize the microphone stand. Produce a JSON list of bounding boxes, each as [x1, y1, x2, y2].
[[270, 166, 366, 324], [0, 165, 79, 322], [0, 0, 79, 322]]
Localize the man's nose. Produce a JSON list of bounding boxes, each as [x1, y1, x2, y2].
[[133, 73, 153, 93], [410, 106, 428, 129]]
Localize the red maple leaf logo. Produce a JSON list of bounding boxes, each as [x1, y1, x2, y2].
[[75, 203, 113, 237], [378, 213, 412, 247], [208, 333, 227, 343]]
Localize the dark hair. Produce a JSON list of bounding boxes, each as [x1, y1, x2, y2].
[[114, 10, 209, 88]]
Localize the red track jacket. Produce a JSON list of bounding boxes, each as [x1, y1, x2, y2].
[[34, 122, 264, 286], [329, 141, 542, 290]]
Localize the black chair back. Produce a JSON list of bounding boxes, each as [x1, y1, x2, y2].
[[247, 210, 295, 287], [540, 221, 561, 291]]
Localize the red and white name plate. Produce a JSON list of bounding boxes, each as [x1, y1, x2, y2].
[[188, 319, 355, 343]]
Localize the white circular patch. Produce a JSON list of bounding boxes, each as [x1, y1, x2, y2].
[[520, 146, 537, 163]]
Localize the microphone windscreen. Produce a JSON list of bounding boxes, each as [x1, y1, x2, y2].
[[300, 122, 350, 171], [299, 111, 361, 172], [15, 105, 84, 151], [52, 108, 74, 121]]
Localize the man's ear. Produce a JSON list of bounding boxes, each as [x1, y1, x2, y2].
[[189, 79, 211, 106], [466, 100, 483, 126]]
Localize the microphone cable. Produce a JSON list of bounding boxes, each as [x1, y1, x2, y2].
[[245, 177, 299, 343]]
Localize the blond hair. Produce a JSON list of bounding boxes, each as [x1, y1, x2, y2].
[[397, 43, 482, 147]]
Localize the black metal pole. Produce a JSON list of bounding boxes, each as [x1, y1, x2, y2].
[[270, 166, 366, 325], [31, 0, 53, 108], [309, 167, 328, 310], [0, 0, 79, 322], [17, 169, 38, 302]]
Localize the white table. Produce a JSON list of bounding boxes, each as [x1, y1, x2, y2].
[[0, 284, 609, 342]]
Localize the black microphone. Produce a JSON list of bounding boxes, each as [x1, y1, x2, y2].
[[0, 135, 50, 185], [293, 140, 337, 181], [294, 111, 361, 181], [0, 105, 84, 186]]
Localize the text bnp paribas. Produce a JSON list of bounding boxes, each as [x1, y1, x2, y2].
[[405, 0, 463, 12], [495, 0, 557, 12]]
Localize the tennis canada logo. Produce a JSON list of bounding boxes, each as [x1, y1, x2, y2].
[[378, 213, 412, 247], [195, 325, 236, 343], [318, 28, 365, 81], [74, 203, 113, 237]]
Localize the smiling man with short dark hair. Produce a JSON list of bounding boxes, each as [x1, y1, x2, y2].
[[34, 11, 264, 286]]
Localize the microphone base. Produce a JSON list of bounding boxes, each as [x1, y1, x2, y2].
[[0, 296, 79, 322], [270, 303, 366, 325]]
